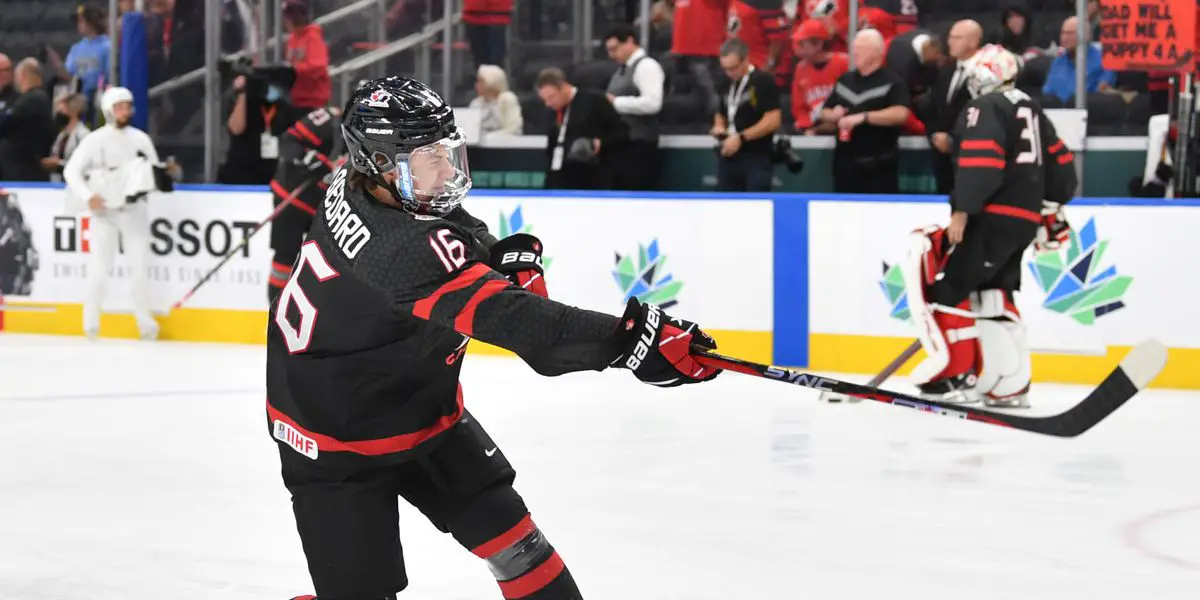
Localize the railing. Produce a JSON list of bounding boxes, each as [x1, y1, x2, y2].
[[148, 0, 385, 99], [328, 11, 463, 106]]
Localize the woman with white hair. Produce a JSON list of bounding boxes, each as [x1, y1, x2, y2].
[[469, 64, 523, 135]]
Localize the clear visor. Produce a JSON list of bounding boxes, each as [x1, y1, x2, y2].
[[371, 133, 471, 214]]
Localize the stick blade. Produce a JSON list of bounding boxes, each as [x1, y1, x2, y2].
[[1118, 339, 1169, 390]]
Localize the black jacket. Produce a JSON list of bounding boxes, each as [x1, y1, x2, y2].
[[999, 3, 1034, 56], [927, 63, 973, 140], [885, 29, 938, 102], [544, 87, 629, 190], [0, 89, 55, 182]]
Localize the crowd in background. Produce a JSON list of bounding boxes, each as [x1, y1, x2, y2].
[[0, 0, 1175, 192]]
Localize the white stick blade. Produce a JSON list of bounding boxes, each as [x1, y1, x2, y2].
[[1118, 339, 1169, 390]]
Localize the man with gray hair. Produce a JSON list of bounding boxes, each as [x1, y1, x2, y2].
[[820, 28, 911, 193], [711, 38, 782, 192], [0, 58, 55, 182]]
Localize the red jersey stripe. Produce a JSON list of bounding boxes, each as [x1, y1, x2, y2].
[[454, 279, 509, 336], [292, 121, 324, 147], [412, 263, 491, 320], [266, 386, 463, 456], [1047, 140, 1065, 154], [471, 514, 536, 558], [497, 552, 566, 599], [984, 204, 1041, 224], [270, 179, 316, 215], [958, 157, 1006, 169], [960, 140, 1005, 155], [1057, 152, 1075, 164]]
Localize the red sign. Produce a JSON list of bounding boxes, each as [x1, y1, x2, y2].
[[1101, 0, 1197, 72]]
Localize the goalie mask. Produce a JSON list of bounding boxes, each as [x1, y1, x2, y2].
[[966, 44, 1021, 98], [342, 77, 472, 215]]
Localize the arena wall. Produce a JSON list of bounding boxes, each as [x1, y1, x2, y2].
[[1, 183, 1195, 389]]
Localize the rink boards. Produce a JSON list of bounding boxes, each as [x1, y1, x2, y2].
[[1, 183, 1197, 388]]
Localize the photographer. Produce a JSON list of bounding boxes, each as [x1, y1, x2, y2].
[[219, 62, 300, 185], [711, 39, 781, 192]]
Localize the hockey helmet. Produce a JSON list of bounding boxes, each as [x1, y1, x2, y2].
[[100, 86, 135, 124], [341, 76, 471, 216], [966, 44, 1021, 98]]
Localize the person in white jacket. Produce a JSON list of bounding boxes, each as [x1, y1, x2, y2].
[[62, 87, 162, 340]]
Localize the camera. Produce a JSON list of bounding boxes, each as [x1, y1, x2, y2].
[[219, 57, 297, 100], [772, 136, 804, 175]]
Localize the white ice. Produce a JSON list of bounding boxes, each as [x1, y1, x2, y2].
[[1, 333, 1198, 600]]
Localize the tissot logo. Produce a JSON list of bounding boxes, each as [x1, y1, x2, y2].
[[53, 216, 92, 253]]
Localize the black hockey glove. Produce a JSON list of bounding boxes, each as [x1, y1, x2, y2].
[[611, 298, 721, 387], [488, 233, 548, 299], [1034, 201, 1071, 254]]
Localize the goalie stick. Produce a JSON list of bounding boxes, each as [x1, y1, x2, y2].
[[692, 339, 1168, 437], [820, 340, 921, 403]]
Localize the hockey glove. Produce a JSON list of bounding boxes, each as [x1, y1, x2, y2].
[[1034, 201, 1072, 254], [488, 233, 548, 298], [611, 298, 721, 387]]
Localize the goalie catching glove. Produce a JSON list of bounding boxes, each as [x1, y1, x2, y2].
[[1034, 201, 1071, 253], [488, 233, 549, 298], [612, 298, 721, 387]]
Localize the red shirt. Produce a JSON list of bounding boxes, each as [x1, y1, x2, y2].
[[791, 52, 849, 128], [287, 23, 331, 109], [857, 6, 895, 45], [727, 0, 790, 70], [672, 0, 730, 57], [464, 0, 513, 25]]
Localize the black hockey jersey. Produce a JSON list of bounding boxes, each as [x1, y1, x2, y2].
[[270, 106, 343, 212], [266, 167, 622, 467], [951, 89, 1077, 231]]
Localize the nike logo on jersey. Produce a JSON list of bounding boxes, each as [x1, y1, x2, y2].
[[485, 447, 498, 457]]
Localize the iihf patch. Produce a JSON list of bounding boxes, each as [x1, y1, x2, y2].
[[274, 419, 319, 460]]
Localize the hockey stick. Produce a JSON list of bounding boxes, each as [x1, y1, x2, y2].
[[692, 339, 1168, 437], [819, 340, 922, 403], [170, 179, 312, 310]]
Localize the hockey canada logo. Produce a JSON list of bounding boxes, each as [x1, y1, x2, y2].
[[498, 205, 552, 269], [613, 239, 683, 309], [1026, 217, 1132, 325], [877, 261, 911, 322]]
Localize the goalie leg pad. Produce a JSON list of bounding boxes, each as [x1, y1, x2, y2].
[[972, 290, 1032, 406], [903, 226, 979, 387]]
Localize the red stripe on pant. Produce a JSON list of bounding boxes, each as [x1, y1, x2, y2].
[[497, 552, 567, 599], [270, 261, 292, 289], [471, 515, 536, 558], [266, 385, 463, 455], [984, 204, 1041, 224]]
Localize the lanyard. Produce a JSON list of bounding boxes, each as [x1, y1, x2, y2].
[[726, 66, 755, 131], [556, 104, 571, 144], [262, 105, 278, 131]]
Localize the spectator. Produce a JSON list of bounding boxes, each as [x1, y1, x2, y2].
[[726, 0, 790, 82], [820, 29, 910, 193], [220, 69, 301, 185], [604, 23, 666, 190], [856, 3, 896, 46], [866, 0, 917, 35], [791, 19, 850, 134], [712, 38, 782, 192], [0, 59, 56, 182], [1043, 16, 1114, 103], [67, 3, 112, 125], [672, 0, 728, 116], [927, 19, 981, 194], [283, 0, 331, 110], [634, 1, 675, 56], [464, 0, 513, 69], [469, 65, 523, 136], [42, 93, 91, 182], [0, 54, 15, 111], [536, 67, 628, 190], [1087, 0, 1102, 42], [998, 3, 1034, 56], [884, 28, 943, 104]]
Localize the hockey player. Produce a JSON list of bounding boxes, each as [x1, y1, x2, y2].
[[903, 44, 1076, 408], [267, 104, 342, 301], [268, 77, 722, 600], [63, 87, 168, 340]]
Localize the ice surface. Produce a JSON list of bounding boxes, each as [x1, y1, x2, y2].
[[1, 333, 1198, 599]]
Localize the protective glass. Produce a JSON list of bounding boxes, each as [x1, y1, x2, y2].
[[369, 131, 472, 215]]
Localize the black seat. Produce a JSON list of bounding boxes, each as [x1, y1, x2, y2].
[[1126, 92, 1154, 125], [1087, 92, 1127, 127]]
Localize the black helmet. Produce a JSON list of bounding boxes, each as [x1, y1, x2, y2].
[[342, 76, 471, 215]]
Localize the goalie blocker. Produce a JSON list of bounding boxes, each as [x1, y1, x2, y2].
[[904, 45, 1077, 408]]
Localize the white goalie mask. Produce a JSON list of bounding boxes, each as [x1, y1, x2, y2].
[[966, 44, 1021, 98]]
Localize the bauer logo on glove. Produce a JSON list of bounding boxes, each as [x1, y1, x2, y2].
[[488, 233, 549, 298], [613, 298, 721, 387]]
